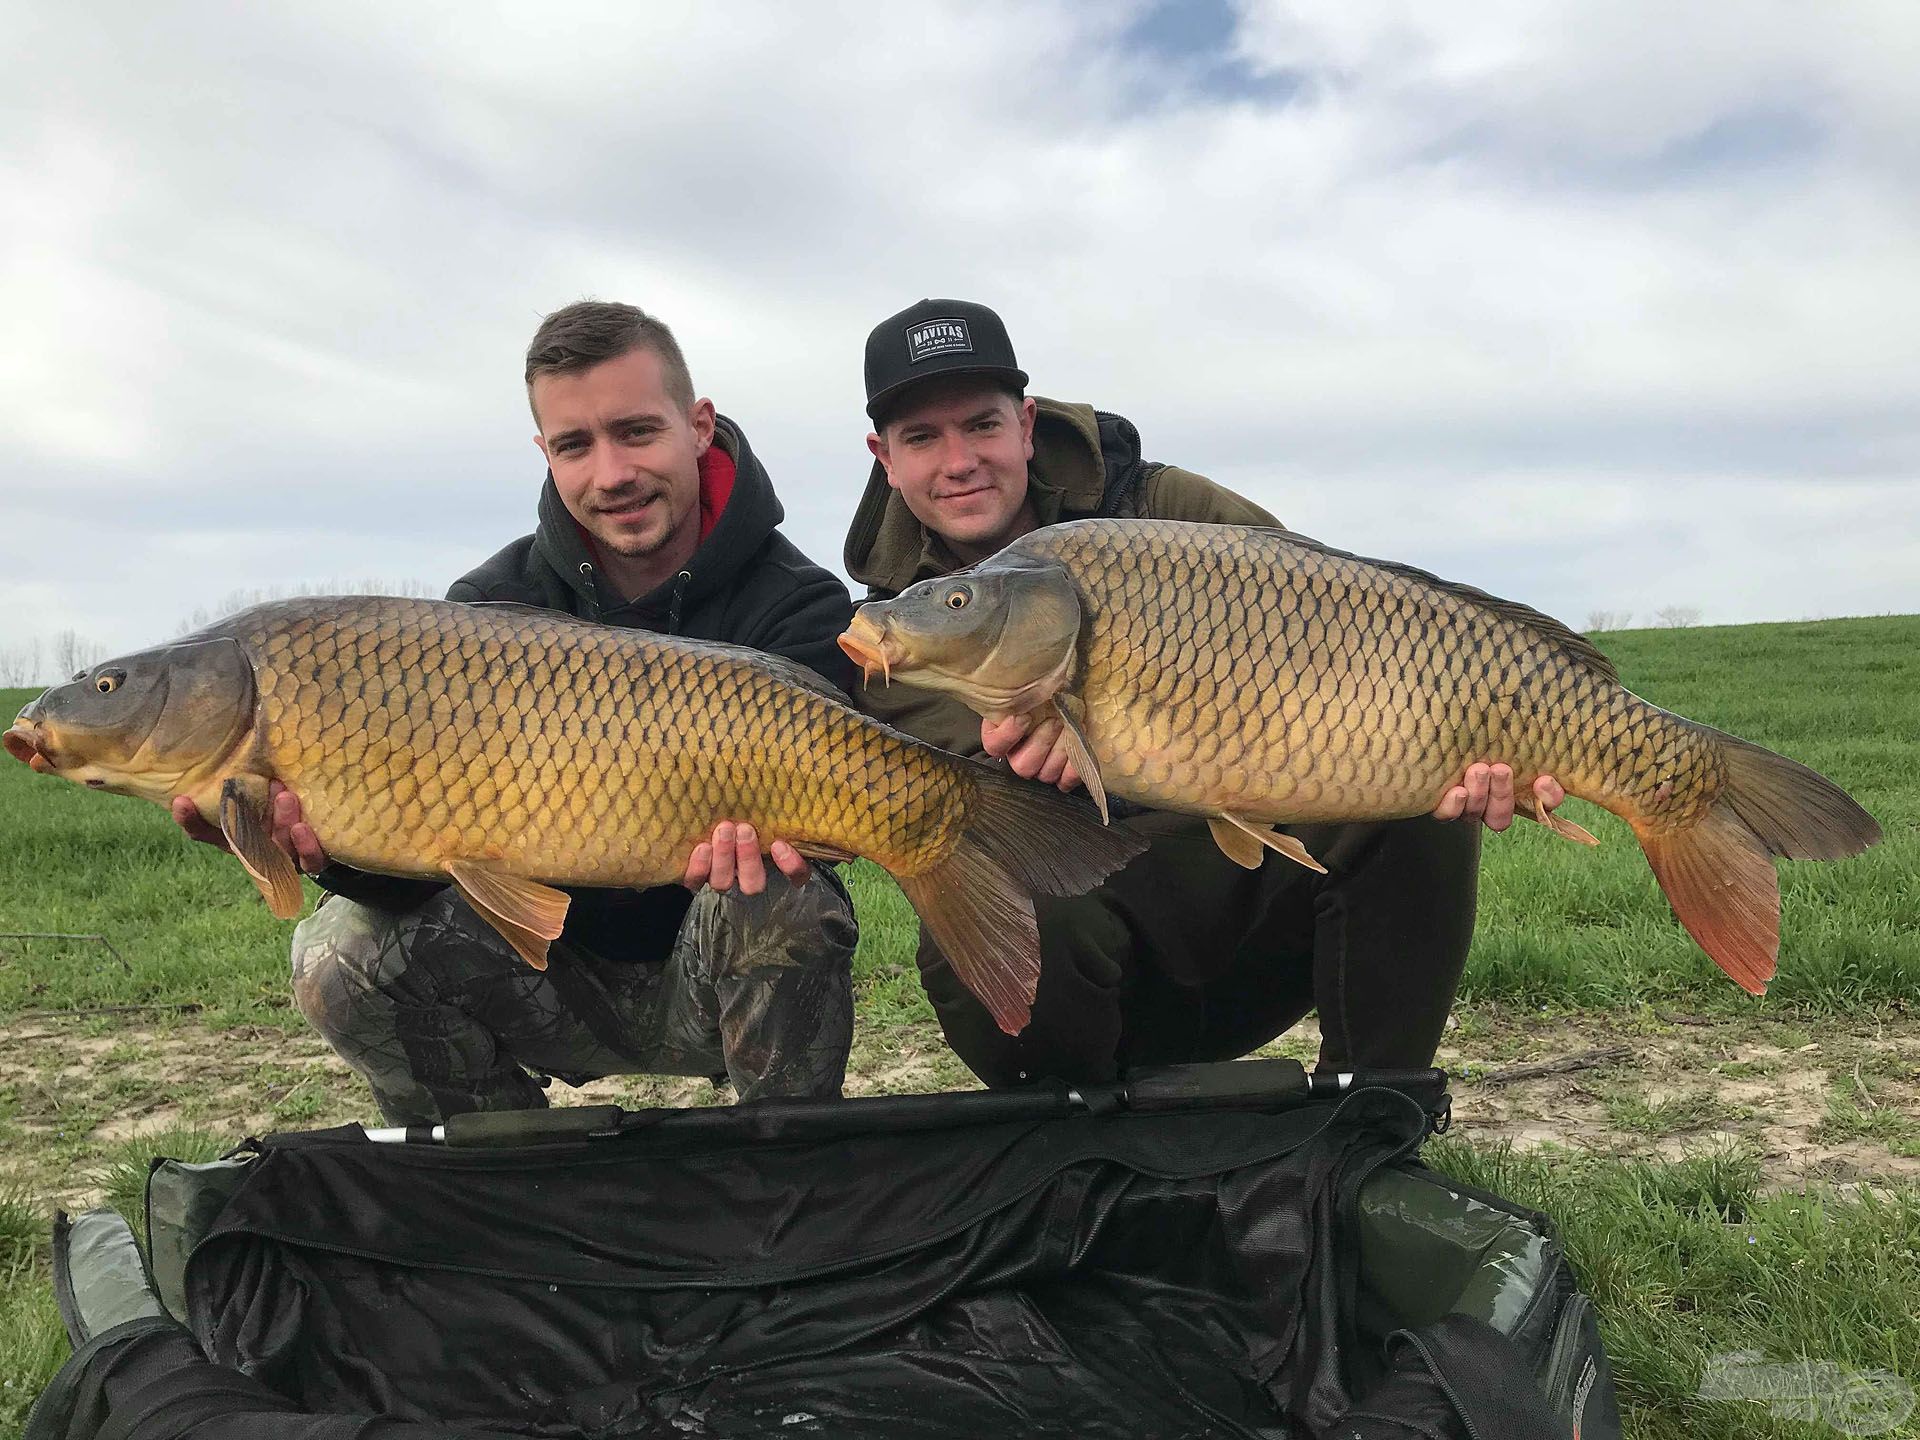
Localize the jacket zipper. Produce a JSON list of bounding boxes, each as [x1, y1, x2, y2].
[[577, 562, 604, 621]]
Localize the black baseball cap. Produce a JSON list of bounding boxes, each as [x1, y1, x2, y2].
[[863, 297, 1029, 423]]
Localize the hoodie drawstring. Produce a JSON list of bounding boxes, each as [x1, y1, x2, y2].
[[667, 570, 691, 634], [577, 562, 604, 621], [577, 560, 689, 632]]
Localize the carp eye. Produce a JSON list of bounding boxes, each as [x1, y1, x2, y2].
[[94, 669, 125, 695], [945, 588, 971, 610]]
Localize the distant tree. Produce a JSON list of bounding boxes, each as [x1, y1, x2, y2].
[[1585, 609, 1632, 632], [51, 630, 106, 681], [1655, 606, 1702, 629], [177, 578, 438, 635]]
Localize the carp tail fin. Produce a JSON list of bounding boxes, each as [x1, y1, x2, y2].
[[1635, 734, 1880, 994]]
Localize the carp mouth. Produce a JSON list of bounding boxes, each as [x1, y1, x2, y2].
[[3, 722, 56, 774], [837, 617, 904, 688]]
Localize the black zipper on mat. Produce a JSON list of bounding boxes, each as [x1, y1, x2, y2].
[[1542, 1293, 1593, 1404], [1400, 1328, 1489, 1440]]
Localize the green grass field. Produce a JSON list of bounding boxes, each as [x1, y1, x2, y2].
[[1, 613, 1916, 1436]]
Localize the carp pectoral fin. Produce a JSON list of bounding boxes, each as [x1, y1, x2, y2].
[[791, 842, 858, 865], [446, 861, 570, 972], [1048, 699, 1109, 825], [1209, 814, 1328, 875], [1519, 793, 1600, 846], [218, 776, 305, 920]]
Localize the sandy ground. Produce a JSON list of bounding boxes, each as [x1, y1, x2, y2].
[[2, 1003, 1915, 1211]]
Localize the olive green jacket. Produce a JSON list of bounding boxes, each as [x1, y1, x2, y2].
[[841, 397, 1280, 754]]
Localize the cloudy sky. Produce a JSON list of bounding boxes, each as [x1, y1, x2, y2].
[[3, 0, 1916, 674]]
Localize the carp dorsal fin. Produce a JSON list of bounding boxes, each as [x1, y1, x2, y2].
[[446, 860, 570, 971], [749, 653, 851, 703], [218, 776, 305, 919], [1048, 698, 1109, 825], [1206, 814, 1327, 874], [469, 601, 853, 705], [663, 636, 851, 704], [466, 600, 559, 618], [1263, 528, 1622, 685]]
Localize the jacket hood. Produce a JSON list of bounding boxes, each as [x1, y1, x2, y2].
[[842, 397, 1117, 596], [533, 413, 784, 625]]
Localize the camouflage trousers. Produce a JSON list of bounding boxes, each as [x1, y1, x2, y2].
[[289, 873, 857, 1125]]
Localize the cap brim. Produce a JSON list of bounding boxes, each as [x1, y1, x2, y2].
[[866, 365, 1030, 423]]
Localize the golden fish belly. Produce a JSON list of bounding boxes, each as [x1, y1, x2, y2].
[[225, 598, 967, 886]]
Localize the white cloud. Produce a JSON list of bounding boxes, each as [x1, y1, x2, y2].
[[0, 0, 1915, 678]]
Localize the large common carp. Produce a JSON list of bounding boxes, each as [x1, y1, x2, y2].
[[838, 519, 1881, 995], [4, 596, 1144, 1034]]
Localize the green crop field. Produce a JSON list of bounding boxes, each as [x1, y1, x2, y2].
[[1, 613, 1916, 1436]]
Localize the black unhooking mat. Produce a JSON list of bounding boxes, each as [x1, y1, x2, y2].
[[29, 1063, 1621, 1439]]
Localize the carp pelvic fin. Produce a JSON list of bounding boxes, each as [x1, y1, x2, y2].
[[1048, 698, 1109, 825], [1207, 815, 1328, 874], [218, 776, 305, 920], [446, 861, 570, 972], [1519, 792, 1600, 846]]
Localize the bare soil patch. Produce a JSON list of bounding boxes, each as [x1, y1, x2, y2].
[[2, 1004, 1914, 1211]]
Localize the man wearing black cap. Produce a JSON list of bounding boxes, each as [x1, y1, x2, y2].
[[842, 298, 1563, 1087]]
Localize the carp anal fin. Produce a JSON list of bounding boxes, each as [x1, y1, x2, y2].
[[447, 860, 570, 972], [1048, 698, 1109, 825], [218, 776, 305, 920], [791, 841, 859, 865], [1207, 814, 1327, 874], [1519, 791, 1600, 846]]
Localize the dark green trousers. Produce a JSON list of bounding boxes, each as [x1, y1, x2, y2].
[[918, 811, 1481, 1087]]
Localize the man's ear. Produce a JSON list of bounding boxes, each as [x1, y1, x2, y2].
[[533, 433, 551, 465], [1018, 396, 1037, 460], [690, 398, 718, 454], [867, 431, 901, 490]]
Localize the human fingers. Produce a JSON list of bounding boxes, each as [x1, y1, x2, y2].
[[1535, 774, 1566, 813], [170, 796, 231, 850], [769, 839, 812, 886], [682, 842, 713, 892], [981, 713, 1036, 758], [1481, 763, 1516, 832], [708, 821, 738, 892], [733, 824, 767, 896]]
